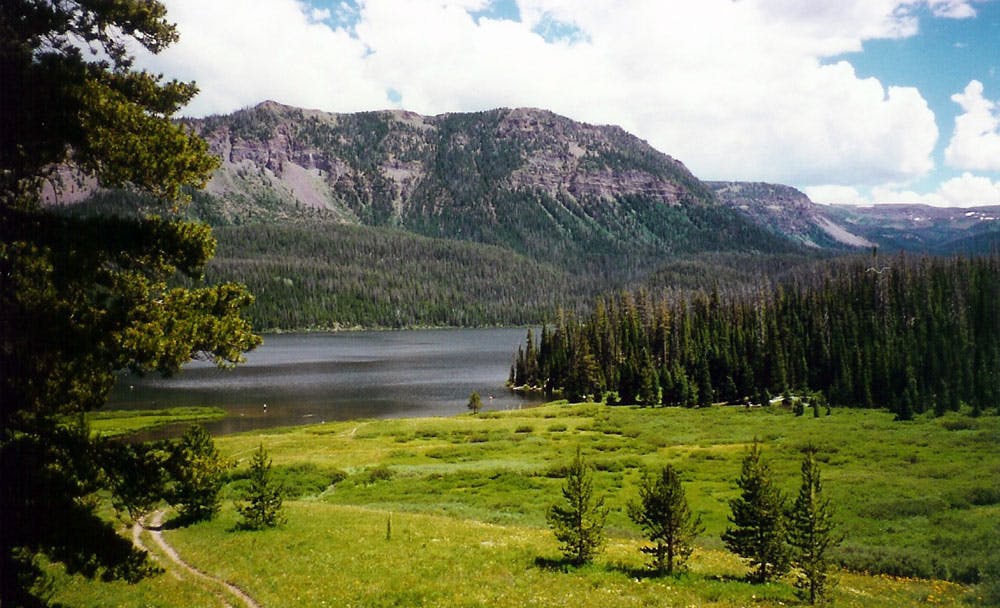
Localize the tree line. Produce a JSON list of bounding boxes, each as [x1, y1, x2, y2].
[[510, 253, 1000, 419]]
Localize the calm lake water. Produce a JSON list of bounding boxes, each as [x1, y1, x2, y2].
[[106, 328, 544, 436]]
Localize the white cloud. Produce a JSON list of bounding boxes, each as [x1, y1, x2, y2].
[[944, 80, 1000, 172], [808, 173, 1000, 207], [804, 185, 871, 205], [936, 172, 1000, 204], [308, 7, 332, 22], [138, 0, 388, 116], [137, 0, 954, 190], [925, 0, 979, 18]]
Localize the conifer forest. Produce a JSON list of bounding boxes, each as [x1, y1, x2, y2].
[[510, 253, 1000, 419]]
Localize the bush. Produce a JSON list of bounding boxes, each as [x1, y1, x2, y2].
[[359, 465, 394, 484]]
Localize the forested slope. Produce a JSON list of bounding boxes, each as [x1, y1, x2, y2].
[[204, 222, 593, 329]]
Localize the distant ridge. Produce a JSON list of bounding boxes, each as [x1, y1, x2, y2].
[[183, 102, 798, 274]]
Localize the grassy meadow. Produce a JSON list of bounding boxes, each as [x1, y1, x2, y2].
[[84, 406, 227, 438], [52, 402, 999, 607]]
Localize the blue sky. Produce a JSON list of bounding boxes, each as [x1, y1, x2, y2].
[[140, 0, 1000, 206], [834, 0, 1000, 197]]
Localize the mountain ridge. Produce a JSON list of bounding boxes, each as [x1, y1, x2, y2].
[[181, 101, 797, 275]]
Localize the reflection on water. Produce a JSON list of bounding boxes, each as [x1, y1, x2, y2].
[[107, 328, 543, 436]]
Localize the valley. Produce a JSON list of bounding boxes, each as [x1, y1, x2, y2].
[[52, 403, 997, 607]]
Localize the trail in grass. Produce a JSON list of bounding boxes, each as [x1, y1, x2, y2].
[[133, 510, 261, 608]]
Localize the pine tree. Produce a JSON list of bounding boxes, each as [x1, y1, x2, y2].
[[1, 1, 258, 601], [236, 444, 285, 530], [547, 448, 609, 565], [168, 425, 228, 522], [628, 465, 704, 575], [722, 440, 790, 583], [467, 391, 483, 415], [788, 448, 840, 605]]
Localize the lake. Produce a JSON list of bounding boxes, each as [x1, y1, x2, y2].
[[106, 328, 544, 436]]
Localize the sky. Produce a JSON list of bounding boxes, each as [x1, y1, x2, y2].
[[135, 0, 1000, 206]]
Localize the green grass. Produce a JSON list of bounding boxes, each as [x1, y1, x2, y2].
[[84, 407, 226, 437], [51, 403, 999, 606]]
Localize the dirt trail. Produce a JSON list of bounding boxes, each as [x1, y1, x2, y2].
[[133, 510, 261, 608]]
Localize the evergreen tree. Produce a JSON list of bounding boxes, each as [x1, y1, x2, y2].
[[628, 465, 704, 575], [788, 448, 840, 605], [547, 448, 609, 565], [467, 391, 483, 415], [99, 440, 172, 523], [1, 2, 259, 603], [168, 425, 228, 522], [236, 444, 285, 530], [722, 440, 790, 583]]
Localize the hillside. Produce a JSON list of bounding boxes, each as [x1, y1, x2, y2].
[[709, 181, 873, 249], [710, 182, 1000, 254], [823, 203, 1000, 254], [186, 102, 800, 276], [54, 103, 999, 329]]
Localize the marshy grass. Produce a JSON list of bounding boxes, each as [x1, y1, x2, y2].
[[51, 402, 997, 606]]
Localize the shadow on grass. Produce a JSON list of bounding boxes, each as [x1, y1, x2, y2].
[[533, 556, 584, 572], [160, 512, 213, 530], [608, 562, 709, 582]]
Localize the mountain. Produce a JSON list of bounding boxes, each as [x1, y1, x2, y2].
[[821, 204, 1000, 254], [185, 102, 799, 276], [50, 102, 998, 328], [710, 181, 1000, 255], [709, 181, 873, 249]]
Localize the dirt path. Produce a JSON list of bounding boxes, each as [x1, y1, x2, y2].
[[133, 510, 262, 608]]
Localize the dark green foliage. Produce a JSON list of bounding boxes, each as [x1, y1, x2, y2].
[[236, 444, 285, 530], [722, 441, 790, 584], [0, 1, 216, 208], [512, 254, 1000, 418], [546, 449, 609, 565], [1, 2, 259, 604], [627, 465, 704, 575], [204, 221, 593, 330], [788, 448, 840, 605], [167, 425, 228, 522], [67, 187, 824, 331], [467, 391, 483, 415], [0, 424, 158, 606], [98, 441, 171, 522]]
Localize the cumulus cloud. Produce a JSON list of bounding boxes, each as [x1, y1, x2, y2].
[[925, 0, 980, 18], [136, 0, 958, 192], [944, 80, 1000, 172], [809, 173, 1000, 206], [936, 173, 1000, 205], [804, 185, 871, 206], [137, 0, 388, 116]]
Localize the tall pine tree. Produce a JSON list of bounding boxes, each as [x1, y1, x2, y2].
[[236, 444, 285, 530], [628, 464, 704, 575], [547, 448, 609, 565], [722, 440, 790, 583], [788, 448, 841, 605]]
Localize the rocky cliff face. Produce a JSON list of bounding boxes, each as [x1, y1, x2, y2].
[[180, 102, 795, 271], [710, 180, 1000, 254], [186, 102, 716, 227], [49, 100, 996, 258], [709, 181, 873, 249]]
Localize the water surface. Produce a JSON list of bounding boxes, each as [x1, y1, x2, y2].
[[107, 328, 543, 436]]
